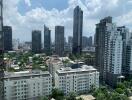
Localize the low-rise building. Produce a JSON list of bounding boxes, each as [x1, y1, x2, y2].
[[4, 70, 52, 100], [55, 65, 99, 95], [47, 55, 64, 78]]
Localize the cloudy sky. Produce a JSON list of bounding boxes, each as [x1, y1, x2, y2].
[[3, 0, 132, 42]]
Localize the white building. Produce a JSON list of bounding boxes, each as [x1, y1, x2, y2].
[[106, 25, 123, 86], [107, 30, 123, 74], [55, 65, 99, 95], [4, 70, 52, 100]]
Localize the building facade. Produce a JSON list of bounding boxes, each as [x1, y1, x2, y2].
[[3, 26, 12, 51], [55, 65, 99, 95], [106, 25, 123, 87], [4, 70, 52, 100], [125, 38, 132, 77], [72, 6, 83, 55], [44, 25, 51, 55], [32, 30, 41, 53], [117, 26, 131, 76], [95, 16, 113, 80], [68, 36, 73, 53], [82, 36, 89, 49], [55, 26, 64, 57], [88, 36, 92, 47], [46, 55, 64, 79]]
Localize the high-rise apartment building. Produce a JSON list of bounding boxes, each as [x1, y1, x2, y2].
[[44, 25, 51, 55], [95, 16, 112, 80], [4, 70, 52, 100], [106, 25, 123, 87], [32, 30, 41, 53], [72, 6, 83, 55], [55, 26, 64, 57], [3, 26, 12, 51], [117, 26, 131, 76], [55, 65, 99, 95]]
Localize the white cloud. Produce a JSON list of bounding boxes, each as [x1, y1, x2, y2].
[[3, 0, 132, 42], [25, 0, 31, 7]]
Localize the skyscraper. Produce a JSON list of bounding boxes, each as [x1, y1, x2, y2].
[[55, 26, 64, 57], [117, 26, 131, 76], [95, 16, 112, 80], [106, 27, 123, 87], [82, 36, 88, 49], [72, 6, 83, 55], [88, 36, 92, 47], [68, 36, 73, 52], [3, 26, 12, 51], [96, 16, 124, 86], [32, 30, 41, 53], [0, 0, 4, 99], [44, 25, 51, 55]]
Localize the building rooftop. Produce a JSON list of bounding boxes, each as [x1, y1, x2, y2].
[[57, 65, 97, 74], [46, 56, 62, 64], [4, 70, 51, 79]]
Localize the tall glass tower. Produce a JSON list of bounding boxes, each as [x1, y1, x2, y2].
[[0, 0, 4, 99], [72, 6, 83, 55]]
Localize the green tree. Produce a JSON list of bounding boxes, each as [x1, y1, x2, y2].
[[115, 88, 124, 94], [96, 93, 106, 100], [117, 83, 125, 90], [51, 88, 64, 100], [66, 92, 76, 100]]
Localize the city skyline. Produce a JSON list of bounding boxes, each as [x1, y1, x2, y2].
[[3, 0, 132, 42], [2, 0, 132, 99]]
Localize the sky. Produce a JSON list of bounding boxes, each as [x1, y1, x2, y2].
[[3, 0, 132, 42]]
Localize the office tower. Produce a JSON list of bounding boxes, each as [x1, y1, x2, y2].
[[68, 36, 73, 52], [32, 30, 41, 53], [82, 36, 88, 49], [4, 70, 52, 100], [95, 16, 113, 80], [55, 65, 99, 95], [3, 26, 12, 51], [106, 27, 123, 87], [55, 26, 64, 56], [44, 25, 51, 55], [64, 38, 69, 54], [117, 26, 131, 76], [88, 36, 92, 46], [0, 0, 4, 99], [72, 6, 83, 55]]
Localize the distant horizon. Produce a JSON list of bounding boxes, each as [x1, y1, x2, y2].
[[3, 0, 132, 41]]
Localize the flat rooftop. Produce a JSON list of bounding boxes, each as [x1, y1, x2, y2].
[[4, 70, 51, 79], [57, 65, 98, 74]]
